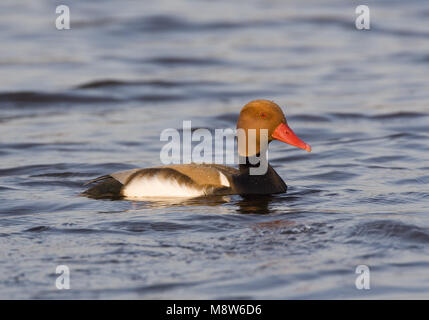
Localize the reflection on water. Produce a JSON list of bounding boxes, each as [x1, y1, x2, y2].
[[235, 196, 274, 215], [1, 0, 429, 299], [127, 195, 233, 209]]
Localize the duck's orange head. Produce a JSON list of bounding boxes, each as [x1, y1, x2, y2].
[[236, 99, 311, 157]]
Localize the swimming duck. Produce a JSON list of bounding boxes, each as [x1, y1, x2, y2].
[[82, 99, 311, 199]]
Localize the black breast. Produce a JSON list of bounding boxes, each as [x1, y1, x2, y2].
[[231, 164, 287, 195]]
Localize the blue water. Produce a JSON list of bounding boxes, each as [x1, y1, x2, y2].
[[1, 0, 429, 299]]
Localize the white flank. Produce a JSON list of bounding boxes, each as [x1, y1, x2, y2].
[[122, 175, 205, 198], [218, 172, 230, 187]]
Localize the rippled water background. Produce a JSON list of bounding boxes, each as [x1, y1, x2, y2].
[[1, 0, 429, 299]]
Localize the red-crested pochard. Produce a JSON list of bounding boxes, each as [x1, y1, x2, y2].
[[82, 100, 311, 199]]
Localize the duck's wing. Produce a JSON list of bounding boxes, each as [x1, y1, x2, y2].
[[160, 164, 237, 188], [83, 168, 140, 186], [83, 175, 111, 186], [121, 165, 235, 198]]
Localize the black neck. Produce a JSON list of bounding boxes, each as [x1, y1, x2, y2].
[[233, 153, 287, 194], [238, 153, 269, 173]]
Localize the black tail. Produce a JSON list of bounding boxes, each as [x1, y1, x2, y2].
[[81, 176, 124, 200]]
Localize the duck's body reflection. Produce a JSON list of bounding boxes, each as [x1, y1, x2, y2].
[[126, 194, 280, 215]]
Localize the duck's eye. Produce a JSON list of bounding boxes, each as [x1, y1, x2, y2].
[[259, 112, 267, 118]]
